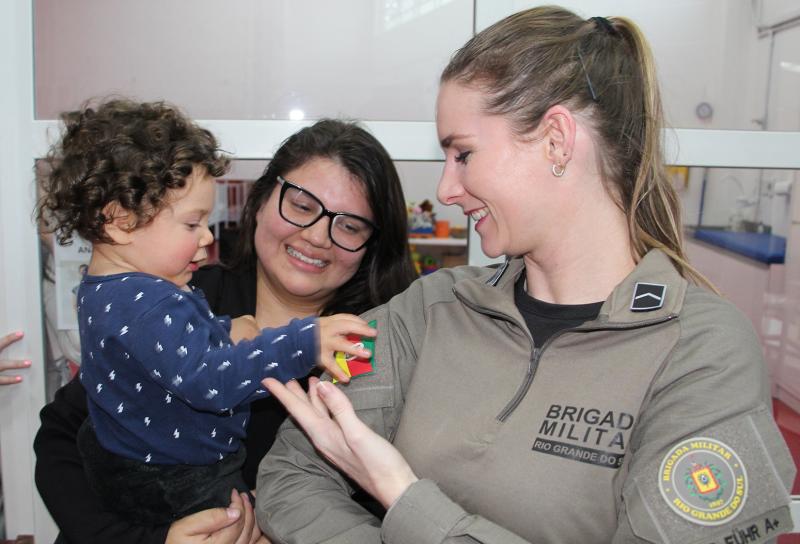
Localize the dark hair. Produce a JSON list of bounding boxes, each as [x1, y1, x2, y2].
[[229, 119, 417, 315], [36, 98, 230, 245], [441, 5, 711, 288]]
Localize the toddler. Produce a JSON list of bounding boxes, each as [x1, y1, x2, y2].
[[36, 98, 374, 524]]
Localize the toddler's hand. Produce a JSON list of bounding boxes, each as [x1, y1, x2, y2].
[[317, 314, 376, 384], [230, 315, 260, 344]]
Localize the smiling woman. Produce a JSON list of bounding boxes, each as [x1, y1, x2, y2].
[[251, 157, 374, 309], [226, 119, 416, 324], [255, 6, 796, 544]]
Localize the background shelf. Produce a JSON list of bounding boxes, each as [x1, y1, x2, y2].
[[408, 237, 467, 247]]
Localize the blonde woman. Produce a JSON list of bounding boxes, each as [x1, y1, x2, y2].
[[257, 6, 796, 543]]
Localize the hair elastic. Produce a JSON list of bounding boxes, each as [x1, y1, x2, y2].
[[589, 16, 618, 36]]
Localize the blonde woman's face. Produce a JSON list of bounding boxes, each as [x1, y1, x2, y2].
[[253, 157, 372, 304], [436, 81, 558, 258]]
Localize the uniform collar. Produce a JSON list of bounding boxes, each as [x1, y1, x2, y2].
[[455, 249, 687, 324], [599, 249, 687, 324]]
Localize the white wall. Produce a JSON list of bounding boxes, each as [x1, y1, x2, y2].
[[34, 1, 799, 237], [758, 0, 800, 26], [0, 2, 55, 541], [34, 0, 472, 122]]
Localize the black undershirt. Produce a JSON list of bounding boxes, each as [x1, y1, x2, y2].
[[514, 275, 604, 347]]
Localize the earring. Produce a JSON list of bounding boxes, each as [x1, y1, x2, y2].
[[552, 163, 565, 177]]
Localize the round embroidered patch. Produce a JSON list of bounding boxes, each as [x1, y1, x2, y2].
[[658, 436, 747, 526]]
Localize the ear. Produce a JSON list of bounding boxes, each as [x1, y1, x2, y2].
[[101, 202, 135, 244], [541, 105, 577, 168]]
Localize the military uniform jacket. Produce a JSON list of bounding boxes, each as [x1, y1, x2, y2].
[[256, 250, 796, 544]]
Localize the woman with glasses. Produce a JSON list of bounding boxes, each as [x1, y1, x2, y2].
[[33, 119, 417, 544], [257, 6, 795, 544]]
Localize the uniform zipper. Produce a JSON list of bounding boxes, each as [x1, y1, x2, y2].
[[495, 314, 678, 422], [454, 272, 680, 422]]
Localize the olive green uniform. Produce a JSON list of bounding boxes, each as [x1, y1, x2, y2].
[[257, 250, 795, 544]]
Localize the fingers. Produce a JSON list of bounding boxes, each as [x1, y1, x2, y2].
[[211, 490, 247, 543], [330, 317, 377, 338], [320, 315, 377, 338], [0, 331, 23, 352], [166, 499, 242, 541], [318, 354, 350, 384], [315, 381, 365, 435], [248, 501, 265, 544], [0, 359, 32, 371], [198, 506, 242, 534], [0, 331, 27, 385], [262, 378, 316, 422], [235, 492, 257, 544], [327, 337, 372, 359], [308, 378, 329, 415]]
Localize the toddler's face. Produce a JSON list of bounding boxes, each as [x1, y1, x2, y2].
[[125, 167, 216, 288]]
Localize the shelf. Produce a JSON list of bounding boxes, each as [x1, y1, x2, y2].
[[408, 237, 467, 247]]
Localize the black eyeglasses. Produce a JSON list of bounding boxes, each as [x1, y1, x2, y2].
[[277, 176, 377, 252]]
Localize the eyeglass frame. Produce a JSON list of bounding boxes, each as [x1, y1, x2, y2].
[[276, 175, 378, 252]]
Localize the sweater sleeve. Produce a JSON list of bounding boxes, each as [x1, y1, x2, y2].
[[33, 378, 171, 544], [122, 293, 319, 411]]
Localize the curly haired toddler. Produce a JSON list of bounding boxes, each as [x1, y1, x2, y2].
[[36, 98, 375, 524]]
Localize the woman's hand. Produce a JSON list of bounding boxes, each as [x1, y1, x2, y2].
[[0, 331, 29, 385], [263, 377, 418, 509], [166, 490, 270, 544]]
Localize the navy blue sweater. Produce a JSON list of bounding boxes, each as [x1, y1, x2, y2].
[[78, 272, 318, 465]]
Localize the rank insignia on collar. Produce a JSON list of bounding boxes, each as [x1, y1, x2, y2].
[[630, 282, 666, 312]]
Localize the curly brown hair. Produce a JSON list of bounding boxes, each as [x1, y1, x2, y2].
[[37, 98, 230, 245]]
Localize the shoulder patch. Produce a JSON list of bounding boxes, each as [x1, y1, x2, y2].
[[623, 408, 794, 544], [658, 436, 747, 526]]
